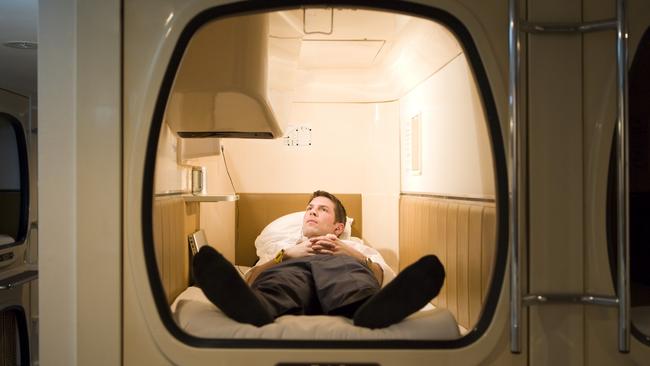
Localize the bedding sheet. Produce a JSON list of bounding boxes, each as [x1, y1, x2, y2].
[[171, 286, 461, 340], [0, 234, 14, 245]]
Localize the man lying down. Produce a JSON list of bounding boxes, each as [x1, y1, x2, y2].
[[193, 190, 446, 329]]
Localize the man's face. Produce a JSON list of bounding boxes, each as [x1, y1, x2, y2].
[[302, 196, 344, 238]]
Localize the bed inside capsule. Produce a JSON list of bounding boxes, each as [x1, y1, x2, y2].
[[149, 7, 499, 341], [154, 193, 495, 339]]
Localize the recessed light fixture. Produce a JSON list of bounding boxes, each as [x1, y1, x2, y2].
[[3, 41, 37, 50]]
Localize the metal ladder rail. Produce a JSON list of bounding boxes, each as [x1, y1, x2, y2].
[[508, 0, 629, 354]]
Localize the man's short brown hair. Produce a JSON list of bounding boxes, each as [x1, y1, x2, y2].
[[310, 190, 347, 224]]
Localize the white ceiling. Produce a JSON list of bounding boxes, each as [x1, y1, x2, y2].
[[267, 8, 462, 102], [0, 0, 38, 103], [269, 8, 408, 70], [298, 39, 385, 68]]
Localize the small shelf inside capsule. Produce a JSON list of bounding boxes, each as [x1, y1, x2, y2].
[[182, 194, 239, 202]]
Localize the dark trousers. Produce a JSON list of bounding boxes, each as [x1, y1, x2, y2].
[[250, 254, 380, 318]]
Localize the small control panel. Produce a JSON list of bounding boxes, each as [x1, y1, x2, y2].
[[283, 125, 312, 147]]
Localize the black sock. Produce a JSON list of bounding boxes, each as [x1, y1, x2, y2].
[[192, 246, 273, 327], [353, 255, 445, 329]]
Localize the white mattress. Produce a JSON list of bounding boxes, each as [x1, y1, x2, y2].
[[171, 286, 461, 340], [0, 234, 14, 246]]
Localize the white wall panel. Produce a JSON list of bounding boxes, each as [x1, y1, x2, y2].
[[154, 123, 190, 194], [200, 102, 401, 267], [400, 54, 494, 199]]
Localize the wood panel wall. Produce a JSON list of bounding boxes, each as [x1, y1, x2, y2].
[[152, 197, 200, 304], [399, 195, 496, 330]]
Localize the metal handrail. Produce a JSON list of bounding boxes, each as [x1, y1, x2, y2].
[[507, 0, 521, 354], [522, 294, 619, 307], [521, 19, 616, 33], [615, 0, 630, 353], [508, 0, 629, 354]]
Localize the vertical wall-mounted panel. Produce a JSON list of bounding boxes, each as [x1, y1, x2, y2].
[[527, 0, 584, 364], [434, 201, 447, 308], [481, 207, 496, 300], [39, 1, 77, 363], [153, 198, 199, 304], [73, 0, 123, 364], [467, 206, 483, 326], [153, 202, 163, 278], [164, 203, 173, 298], [446, 203, 460, 320], [582, 1, 622, 365], [457, 204, 470, 328]]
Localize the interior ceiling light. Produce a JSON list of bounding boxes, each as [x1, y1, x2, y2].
[[3, 41, 37, 50]]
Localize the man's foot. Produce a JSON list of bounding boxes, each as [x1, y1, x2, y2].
[[193, 246, 273, 327], [353, 255, 445, 329]]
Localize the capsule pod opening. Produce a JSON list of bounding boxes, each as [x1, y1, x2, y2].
[[0, 112, 29, 249], [0, 92, 36, 365], [135, 3, 507, 355]]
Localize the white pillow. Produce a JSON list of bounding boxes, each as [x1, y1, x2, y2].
[[254, 211, 354, 262]]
